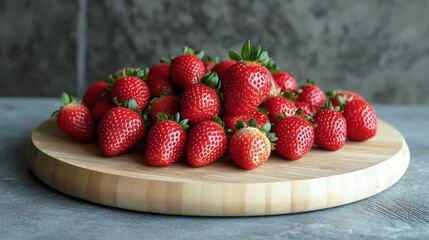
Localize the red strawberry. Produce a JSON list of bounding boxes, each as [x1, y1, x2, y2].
[[169, 47, 205, 90], [265, 59, 297, 92], [222, 109, 269, 132], [186, 117, 228, 167], [260, 92, 297, 123], [148, 95, 180, 123], [180, 72, 221, 125], [212, 59, 236, 83], [223, 41, 272, 115], [204, 62, 215, 72], [146, 113, 189, 167], [147, 63, 172, 97], [295, 79, 325, 116], [267, 72, 281, 99], [294, 101, 313, 116], [229, 119, 277, 170], [313, 101, 347, 151], [272, 109, 315, 160], [52, 92, 95, 141], [82, 81, 108, 108], [97, 99, 146, 156], [203, 56, 219, 73], [327, 90, 364, 108], [342, 99, 377, 141], [107, 67, 150, 111], [272, 71, 297, 92], [91, 98, 112, 122]]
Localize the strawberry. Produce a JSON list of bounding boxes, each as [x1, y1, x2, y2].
[[82, 81, 108, 108], [147, 95, 180, 123], [229, 119, 277, 170], [260, 92, 297, 123], [295, 79, 325, 116], [342, 99, 377, 141], [313, 101, 347, 151], [147, 63, 172, 97], [212, 59, 236, 83], [180, 72, 222, 125], [266, 59, 297, 92], [169, 46, 206, 90], [52, 92, 95, 141], [146, 113, 189, 167], [203, 56, 219, 73], [108, 68, 150, 111], [97, 99, 146, 156], [327, 90, 364, 108], [91, 98, 112, 123], [222, 109, 269, 132], [186, 117, 228, 167], [267, 71, 281, 99], [272, 109, 315, 160], [272, 71, 297, 92], [223, 41, 272, 115], [294, 101, 313, 116]]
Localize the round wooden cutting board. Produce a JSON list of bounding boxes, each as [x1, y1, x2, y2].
[[26, 118, 409, 216]]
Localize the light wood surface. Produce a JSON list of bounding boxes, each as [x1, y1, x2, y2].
[[26, 118, 410, 216]]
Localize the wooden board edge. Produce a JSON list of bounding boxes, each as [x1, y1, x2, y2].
[[25, 133, 410, 216]]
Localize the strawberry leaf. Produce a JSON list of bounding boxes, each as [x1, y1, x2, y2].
[[156, 113, 169, 122], [241, 40, 251, 60], [179, 119, 189, 130], [51, 109, 60, 117], [262, 122, 271, 133], [195, 50, 205, 59], [281, 91, 295, 100], [266, 59, 280, 73], [306, 79, 315, 85], [206, 56, 220, 64], [228, 51, 242, 61], [174, 112, 180, 123], [266, 132, 278, 142], [257, 107, 269, 116], [123, 98, 138, 112], [200, 72, 221, 91], [60, 92, 70, 105], [250, 45, 262, 61], [248, 118, 257, 128], [235, 120, 247, 131], [213, 116, 225, 128]]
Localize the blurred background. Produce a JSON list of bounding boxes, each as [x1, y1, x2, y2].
[[1, 0, 428, 104]]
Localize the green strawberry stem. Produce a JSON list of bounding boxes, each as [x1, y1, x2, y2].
[[199, 71, 223, 101], [205, 56, 220, 64], [228, 40, 271, 66], [213, 116, 225, 129], [183, 46, 205, 59], [159, 55, 175, 63], [107, 67, 149, 89], [52, 92, 78, 117], [257, 107, 269, 116], [200, 72, 221, 91], [156, 112, 189, 130], [326, 90, 340, 98], [281, 91, 295, 100], [306, 79, 315, 85], [266, 59, 280, 73], [113, 98, 142, 115], [235, 119, 277, 150]]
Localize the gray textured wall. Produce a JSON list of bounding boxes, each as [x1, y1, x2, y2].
[[1, 0, 428, 104]]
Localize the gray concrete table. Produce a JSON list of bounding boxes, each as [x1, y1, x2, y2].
[[1, 98, 428, 240]]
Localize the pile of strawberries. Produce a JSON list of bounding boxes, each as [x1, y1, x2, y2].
[[53, 41, 377, 170]]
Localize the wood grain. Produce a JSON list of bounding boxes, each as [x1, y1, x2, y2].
[[26, 118, 410, 216]]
